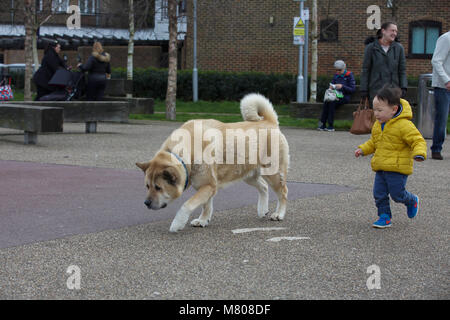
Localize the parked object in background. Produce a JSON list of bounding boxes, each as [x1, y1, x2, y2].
[[0, 77, 13, 101]]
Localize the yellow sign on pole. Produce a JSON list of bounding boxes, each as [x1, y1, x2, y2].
[[293, 17, 305, 36]]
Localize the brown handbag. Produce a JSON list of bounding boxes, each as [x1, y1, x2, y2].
[[350, 98, 375, 135]]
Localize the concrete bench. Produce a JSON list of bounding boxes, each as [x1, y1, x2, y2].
[[104, 79, 154, 114], [103, 96, 154, 114], [105, 79, 133, 97], [290, 86, 419, 122], [0, 104, 63, 144], [6, 101, 129, 133]]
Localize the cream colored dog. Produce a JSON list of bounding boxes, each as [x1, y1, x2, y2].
[[136, 93, 289, 232]]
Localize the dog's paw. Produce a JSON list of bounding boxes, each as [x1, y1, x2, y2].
[[257, 204, 269, 218], [258, 209, 269, 219], [169, 220, 186, 233], [269, 213, 284, 221], [190, 218, 209, 228]]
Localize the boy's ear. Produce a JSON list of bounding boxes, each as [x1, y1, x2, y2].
[[393, 105, 399, 113], [136, 162, 150, 173]]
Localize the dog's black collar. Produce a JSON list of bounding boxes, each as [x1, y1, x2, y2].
[[168, 151, 189, 191]]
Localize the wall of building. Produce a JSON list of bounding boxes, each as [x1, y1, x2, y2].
[[183, 0, 450, 77], [0, 0, 134, 29], [78, 45, 162, 69], [3, 45, 162, 69]]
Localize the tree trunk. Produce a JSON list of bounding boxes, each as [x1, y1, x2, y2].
[[32, 30, 39, 71], [127, 0, 135, 98], [309, 0, 318, 102], [24, 0, 35, 101], [165, 0, 178, 120]]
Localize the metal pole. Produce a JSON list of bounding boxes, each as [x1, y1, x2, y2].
[[192, 0, 198, 102], [296, 1, 304, 103], [304, 8, 309, 102]]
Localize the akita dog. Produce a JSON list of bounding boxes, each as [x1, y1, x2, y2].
[[136, 93, 289, 232]]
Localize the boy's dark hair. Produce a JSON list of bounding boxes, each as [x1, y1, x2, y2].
[[376, 84, 402, 106]]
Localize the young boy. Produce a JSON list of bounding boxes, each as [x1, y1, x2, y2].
[[355, 85, 427, 228]]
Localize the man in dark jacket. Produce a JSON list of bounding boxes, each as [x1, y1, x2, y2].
[[32, 41, 67, 101], [318, 60, 356, 131], [360, 22, 407, 104], [78, 42, 111, 101]]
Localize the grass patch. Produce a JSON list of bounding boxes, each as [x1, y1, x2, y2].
[[10, 92, 449, 132], [153, 99, 290, 116], [130, 112, 353, 130], [6, 90, 34, 101]]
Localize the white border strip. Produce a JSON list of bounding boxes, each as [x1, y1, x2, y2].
[[231, 227, 287, 234], [266, 236, 310, 242]]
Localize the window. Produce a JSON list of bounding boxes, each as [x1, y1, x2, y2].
[[409, 20, 441, 58], [52, 0, 69, 13], [320, 19, 338, 42], [79, 0, 97, 14], [160, 0, 168, 21], [160, 0, 186, 21], [178, 0, 187, 14], [36, 0, 43, 12]]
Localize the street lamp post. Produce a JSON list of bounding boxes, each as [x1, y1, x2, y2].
[[192, 0, 198, 102]]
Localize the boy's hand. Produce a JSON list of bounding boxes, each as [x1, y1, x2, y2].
[[414, 156, 425, 162], [355, 148, 363, 157]]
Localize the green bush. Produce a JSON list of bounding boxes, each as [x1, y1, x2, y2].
[[112, 67, 299, 104], [101, 67, 422, 103]]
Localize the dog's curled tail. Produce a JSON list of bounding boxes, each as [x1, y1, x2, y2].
[[240, 93, 278, 126]]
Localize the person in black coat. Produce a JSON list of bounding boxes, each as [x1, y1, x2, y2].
[[33, 41, 67, 101], [77, 42, 111, 101]]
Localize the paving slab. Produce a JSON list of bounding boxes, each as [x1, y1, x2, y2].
[[0, 160, 352, 249], [0, 122, 448, 300]]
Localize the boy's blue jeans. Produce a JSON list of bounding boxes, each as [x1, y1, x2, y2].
[[373, 171, 416, 217], [431, 87, 450, 153]]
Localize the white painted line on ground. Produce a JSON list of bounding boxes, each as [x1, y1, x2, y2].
[[266, 236, 311, 242], [231, 227, 287, 234]]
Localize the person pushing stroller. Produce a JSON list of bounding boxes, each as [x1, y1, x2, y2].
[[33, 41, 68, 101]]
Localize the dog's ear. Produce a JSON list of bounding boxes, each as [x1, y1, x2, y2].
[[162, 167, 178, 186], [136, 162, 150, 173]]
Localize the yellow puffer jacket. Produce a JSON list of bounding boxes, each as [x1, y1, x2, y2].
[[358, 99, 427, 175]]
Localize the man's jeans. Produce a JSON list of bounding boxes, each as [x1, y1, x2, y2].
[[431, 87, 450, 153], [373, 171, 416, 217]]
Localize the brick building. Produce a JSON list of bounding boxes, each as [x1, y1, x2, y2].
[[183, 0, 450, 78]]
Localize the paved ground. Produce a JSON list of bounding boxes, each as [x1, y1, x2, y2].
[[0, 120, 448, 299]]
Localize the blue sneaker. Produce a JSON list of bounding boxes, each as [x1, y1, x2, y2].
[[407, 195, 419, 219], [372, 214, 392, 229]]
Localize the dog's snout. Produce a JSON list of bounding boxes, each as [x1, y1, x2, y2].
[[144, 199, 152, 208]]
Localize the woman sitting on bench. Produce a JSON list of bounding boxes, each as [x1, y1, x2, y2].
[[318, 60, 356, 132]]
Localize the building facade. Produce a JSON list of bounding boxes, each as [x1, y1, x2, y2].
[[183, 0, 450, 77], [0, 0, 187, 68]]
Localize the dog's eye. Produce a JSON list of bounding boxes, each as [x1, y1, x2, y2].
[[155, 185, 161, 191]]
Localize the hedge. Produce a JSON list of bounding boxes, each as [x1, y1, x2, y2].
[[112, 67, 420, 104], [10, 66, 420, 104], [111, 67, 301, 104]]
